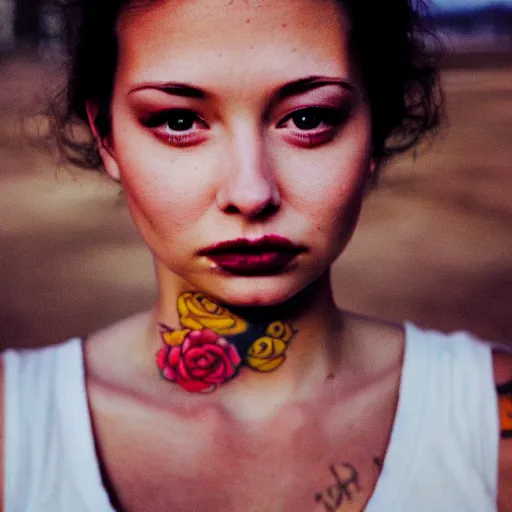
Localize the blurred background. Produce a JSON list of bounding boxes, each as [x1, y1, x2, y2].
[[0, 0, 511, 349]]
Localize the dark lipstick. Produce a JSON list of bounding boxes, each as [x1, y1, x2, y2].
[[199, 235, 304, 276]]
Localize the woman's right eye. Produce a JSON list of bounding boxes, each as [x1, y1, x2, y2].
[[162, 110, 197, 131], [142, 109, 209, 146], [144, 109, 202, 131]]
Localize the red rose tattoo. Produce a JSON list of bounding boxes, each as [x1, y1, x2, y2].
[[156, 328, 242, 393]]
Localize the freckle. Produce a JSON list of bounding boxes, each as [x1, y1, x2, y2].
[[218, 52, 223, 57], [292, 47, 297, 52]]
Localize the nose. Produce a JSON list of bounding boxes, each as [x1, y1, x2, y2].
[[216, 128, 280, 219]]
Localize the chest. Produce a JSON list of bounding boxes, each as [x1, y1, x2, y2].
[[89, 384, 398, 512]]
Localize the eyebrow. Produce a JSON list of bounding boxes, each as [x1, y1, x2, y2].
[[128, 75, 354, 100], [129, 82, 206, 98], [276, 76, 354, 99]]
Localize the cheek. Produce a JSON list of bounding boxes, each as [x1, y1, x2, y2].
[[112, 131, 215, 233], [309, 179, 365, 250], [279, 145, 369, 226], [275, 106, 372, 205], [122, 165, 201, 234]]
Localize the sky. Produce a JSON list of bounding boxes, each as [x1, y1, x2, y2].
[[434, 0, 512, 9]]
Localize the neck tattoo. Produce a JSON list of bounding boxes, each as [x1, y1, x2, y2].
[[155, 292, 296, 393]]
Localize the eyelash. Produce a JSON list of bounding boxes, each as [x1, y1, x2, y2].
[[142, 109, 208, 146], [276, 106, 348, 147], [142, 105, 348, 148]]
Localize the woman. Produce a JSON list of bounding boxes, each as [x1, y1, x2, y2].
[[2, 0, 511, 510]]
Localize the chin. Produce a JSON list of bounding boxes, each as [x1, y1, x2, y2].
[[219, 279, 299, 307], [193, 270, 326, 309]]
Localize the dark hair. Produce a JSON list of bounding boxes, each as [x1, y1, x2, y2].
[[54, 0, 442, 169]]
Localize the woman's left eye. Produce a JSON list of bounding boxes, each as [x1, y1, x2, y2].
[[276, 106, 348, 147], [278, 107, 343, 132]]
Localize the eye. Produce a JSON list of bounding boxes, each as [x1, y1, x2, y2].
[[290, 109, 324, 130], [278, 107, 344, 132], [142, 108, 209, 147], [276, 105, 349, 148], [164, 110, 197, 131], [144, 109, 204, 132]]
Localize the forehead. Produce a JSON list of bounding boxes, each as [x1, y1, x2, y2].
[[116, 0, 354, 88]]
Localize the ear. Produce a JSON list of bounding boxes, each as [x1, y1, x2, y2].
[[363, 157, 379, 195], [85, 100, 121, 182], [369, 158, 377, 177]]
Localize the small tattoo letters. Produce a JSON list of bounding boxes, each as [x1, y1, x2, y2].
[[315, 464, 361, 512]]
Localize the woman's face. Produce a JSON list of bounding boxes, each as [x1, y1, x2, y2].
[[97, 0, 373, 307]]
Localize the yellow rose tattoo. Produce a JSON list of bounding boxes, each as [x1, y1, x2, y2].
[[177, 292, 248, 335], [160, 327, 190, 346], [246, 321, 295, 372]]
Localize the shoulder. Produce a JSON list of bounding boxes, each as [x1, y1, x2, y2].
[[494, 350, 512, 511], [86, 310, 151, 347], [84, 311, 152, 379], [340, 313, 405, 372]]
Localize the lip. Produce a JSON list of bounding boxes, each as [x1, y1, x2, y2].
[[199, 235, 305, 276]]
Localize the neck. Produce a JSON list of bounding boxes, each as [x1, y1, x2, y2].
[[150, 272, 343, 396]]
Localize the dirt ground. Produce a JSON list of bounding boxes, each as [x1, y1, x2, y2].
[[0, 54, 511, 349]]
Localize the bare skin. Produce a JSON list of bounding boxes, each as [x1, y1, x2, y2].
[[83, 309, 404, 512]]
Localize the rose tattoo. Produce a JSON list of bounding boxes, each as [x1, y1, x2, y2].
[[156, 292, 296, 393]]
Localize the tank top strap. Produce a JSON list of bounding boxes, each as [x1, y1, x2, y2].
[[3, 340, 115, 512], [367, 323, 499, 511]]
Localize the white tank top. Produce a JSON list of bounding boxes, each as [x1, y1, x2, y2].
[[2, 324, 500, 511]]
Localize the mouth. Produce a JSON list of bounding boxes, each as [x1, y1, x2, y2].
[[199, 235, 305, 276]]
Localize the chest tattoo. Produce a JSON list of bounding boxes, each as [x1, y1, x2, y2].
[[314, 464, 361, 511]]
